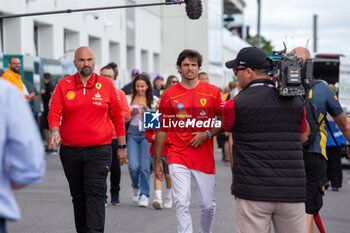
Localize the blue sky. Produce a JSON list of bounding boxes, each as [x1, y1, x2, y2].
[[243, 0, 350, 55]]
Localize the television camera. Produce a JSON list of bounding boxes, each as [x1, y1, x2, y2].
[[269, 43, 313, 96]]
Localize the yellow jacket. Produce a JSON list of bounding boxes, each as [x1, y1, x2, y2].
[[1, 69, 24, 94]]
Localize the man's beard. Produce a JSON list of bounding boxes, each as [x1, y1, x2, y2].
[[11, 67, 20, 74], [80, 67, 93, 76]]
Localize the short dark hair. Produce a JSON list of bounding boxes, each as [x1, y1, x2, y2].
[[153, 76, 164, 86], [176, 49, 203, 68], [198, 72, 207, 77], [107, 62, 117, 69], [43, 73, 51, 80], [101, 65, 114, 74], [100, 65, 115, 80], [8, 56, 19, 63]]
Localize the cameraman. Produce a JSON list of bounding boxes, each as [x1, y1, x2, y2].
[[292, 47, 350, 233], [223, 47, 310, 233]]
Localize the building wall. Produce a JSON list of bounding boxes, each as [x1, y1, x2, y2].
[[160, 1, 209, 80], [223, 29, 251, 86], [160, 0, 241, 89], [0, 0, 249, 89], [0, 0, 162, 88]]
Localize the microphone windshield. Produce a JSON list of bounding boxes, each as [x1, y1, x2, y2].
[[185, 0, 202, 20]]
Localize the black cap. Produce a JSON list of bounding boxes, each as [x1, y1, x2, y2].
[[225, 47, 272, 70]]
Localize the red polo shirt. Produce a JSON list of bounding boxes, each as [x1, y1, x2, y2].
[[48, 73, 125, 147]]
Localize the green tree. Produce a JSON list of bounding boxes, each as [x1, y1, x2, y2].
[[247, 35, 274, 56]]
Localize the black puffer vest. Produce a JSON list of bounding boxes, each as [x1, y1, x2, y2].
[[231, 79, 306, 202]]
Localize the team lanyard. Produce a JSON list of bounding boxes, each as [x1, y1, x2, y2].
[[136, 95, 146, 118], [74, 73, 98, 90]]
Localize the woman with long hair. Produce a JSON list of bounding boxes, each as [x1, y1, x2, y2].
[[126, 74, 158, 207], [164, 75, 179, 89]]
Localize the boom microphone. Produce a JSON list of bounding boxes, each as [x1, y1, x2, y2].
[[185, 0, 203, 20], [0, 1, 202, 20]]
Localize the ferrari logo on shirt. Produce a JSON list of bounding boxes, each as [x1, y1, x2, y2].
[[334, 95, 338, 101], [66, 91, 76, 100], [95, 83, 102, 89], [200, 98, 207, 107]]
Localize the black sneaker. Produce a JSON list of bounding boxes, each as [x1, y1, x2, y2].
[[111, 194, 120, 205], [324, 180, 330, 190]]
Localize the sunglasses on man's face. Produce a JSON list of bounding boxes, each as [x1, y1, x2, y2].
[[233, 67, 248, 75], [172, 80, 179, 84]]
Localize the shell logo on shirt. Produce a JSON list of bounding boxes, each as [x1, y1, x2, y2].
[[66, 91, 76, 100], [177, 110, 187, 119], [95, 83, 102, 89], [200, 98, 207, 106]]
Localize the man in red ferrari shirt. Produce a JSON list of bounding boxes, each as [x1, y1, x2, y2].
[[48, 46, 127, 233], [154, 49, 225, 233]]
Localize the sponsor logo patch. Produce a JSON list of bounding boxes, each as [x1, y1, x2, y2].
[[66, 91, 76, 100], [177, 110, 187, 119], [177, 103, 184, 110], [95, 83, 102, 89]]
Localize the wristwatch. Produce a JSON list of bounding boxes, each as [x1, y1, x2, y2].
[[118, 144, 127, 149], [51, 131, 59, 136], [205, 130, 212, 139]]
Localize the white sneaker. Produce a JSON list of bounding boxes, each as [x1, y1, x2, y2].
[[152, 198, 163, 210], [163, 197, 173, 209], [138, 194, 149, 207], [132, 188, 140, 203]]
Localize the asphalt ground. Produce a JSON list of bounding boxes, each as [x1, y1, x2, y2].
[[7, 150, 350, 233]]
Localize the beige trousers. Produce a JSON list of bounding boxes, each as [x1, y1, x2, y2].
[[235, 197, 306, 233]]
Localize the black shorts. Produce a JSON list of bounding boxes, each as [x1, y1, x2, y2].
[[303, 152, 327, 216]]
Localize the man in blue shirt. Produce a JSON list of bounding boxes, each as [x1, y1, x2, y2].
[[293, 47, 350, 233], [0, 79, 46, 233]]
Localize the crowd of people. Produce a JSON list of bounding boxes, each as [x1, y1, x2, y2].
[[1, 45, 350, 233]]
